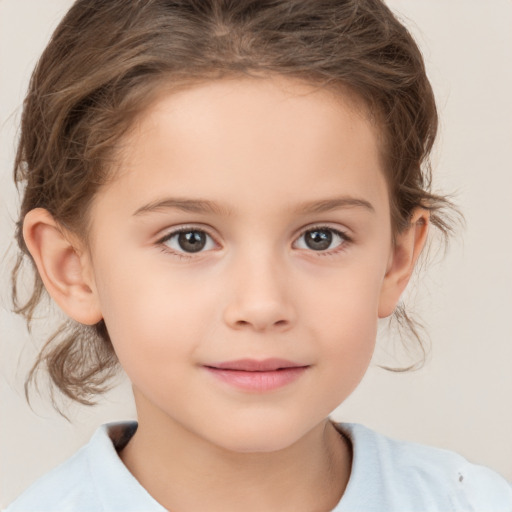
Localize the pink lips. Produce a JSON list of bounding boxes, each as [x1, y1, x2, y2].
[[203, 358, 309, 392]]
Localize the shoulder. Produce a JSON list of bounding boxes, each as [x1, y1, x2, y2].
[[334, 422, 512, 512], [5, 422, 165, 512], [5, 431, 103, 512]]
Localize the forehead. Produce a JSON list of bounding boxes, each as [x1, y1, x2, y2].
[[119, 75, 378, 157], [93, 76, 388, 225]]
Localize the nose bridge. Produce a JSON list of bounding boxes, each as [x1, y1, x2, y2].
[[223, 242, 295, 332]]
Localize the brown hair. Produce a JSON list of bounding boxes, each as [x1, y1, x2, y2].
[[12, 0, 456, 406]]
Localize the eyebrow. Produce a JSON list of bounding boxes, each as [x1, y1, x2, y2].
[[133, 195, 375, 217], [292, 197, 375, 215], [133, 198, 232, 217]]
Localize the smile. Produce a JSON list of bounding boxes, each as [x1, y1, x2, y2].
[[203, 358, 310, 392]]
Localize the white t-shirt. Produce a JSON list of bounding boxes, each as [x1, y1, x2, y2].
[[6, 421, 512, 511]]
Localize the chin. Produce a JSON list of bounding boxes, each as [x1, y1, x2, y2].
[[206, 417, 319, 454]]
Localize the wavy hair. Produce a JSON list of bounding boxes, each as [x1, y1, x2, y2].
[[12, 0, 457, 406]]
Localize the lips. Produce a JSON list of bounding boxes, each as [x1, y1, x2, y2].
[[203, 358, 309, 392], [208, 358, 304, 372]]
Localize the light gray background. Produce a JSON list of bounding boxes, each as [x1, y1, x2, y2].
[[1, 0, 511, 507]]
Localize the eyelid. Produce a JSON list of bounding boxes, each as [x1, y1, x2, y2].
[[156, 220, 219, 237], [155, 222, 353, 259], [156, 225, 220, 256], [294, 223, 352, 240], [292, 224, 352, 252]]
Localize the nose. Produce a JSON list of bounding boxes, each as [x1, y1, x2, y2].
[[222, 251, 296, 333]]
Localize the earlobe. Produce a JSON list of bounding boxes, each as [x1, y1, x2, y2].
[[22, 208, 103, 325], [378, 209, 429, 318]]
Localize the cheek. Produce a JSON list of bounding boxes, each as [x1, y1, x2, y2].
[[94, 259, 204, 369], [315, 292, 378, 364], [303, 260, 383, 369]]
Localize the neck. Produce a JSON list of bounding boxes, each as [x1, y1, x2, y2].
[[120, 403, 351, 512]]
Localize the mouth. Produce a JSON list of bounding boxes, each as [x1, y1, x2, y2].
[[203, 358, 310, 392]]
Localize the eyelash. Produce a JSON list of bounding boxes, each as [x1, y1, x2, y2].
[[157, 226, 216, 260], [156, 225, 352, 260], [293, 225, 352, 257]]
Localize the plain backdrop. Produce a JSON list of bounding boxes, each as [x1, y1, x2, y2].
[[1, 0, 511, 507]]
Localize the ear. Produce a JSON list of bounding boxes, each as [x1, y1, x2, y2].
[[378, 209, 429, 318], [22, 208, 103, 325]]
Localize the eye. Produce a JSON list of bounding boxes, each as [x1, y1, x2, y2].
[[294, 227, 348, 252], [160, 228, 216, 254]]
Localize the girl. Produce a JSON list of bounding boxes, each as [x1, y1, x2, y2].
[[3, 0, 512, 510]]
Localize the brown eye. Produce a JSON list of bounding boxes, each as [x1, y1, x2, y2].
[[162, 229, 215, 254], [177, 231, 207, 252], [295, 227, 347, 252], [304, 229, 332, 250]]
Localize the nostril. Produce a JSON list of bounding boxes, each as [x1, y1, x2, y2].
[[223, 297, 295, 332], [233, 318, 289, 331]]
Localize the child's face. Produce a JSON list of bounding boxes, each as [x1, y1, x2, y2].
[[84, 77, 398, 452]]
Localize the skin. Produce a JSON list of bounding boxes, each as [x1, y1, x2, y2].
[[23, 76, 428, 511]]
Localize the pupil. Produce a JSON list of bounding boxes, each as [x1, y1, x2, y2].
[[306, 229, 332, 251], [178, 231, 206, 253]]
